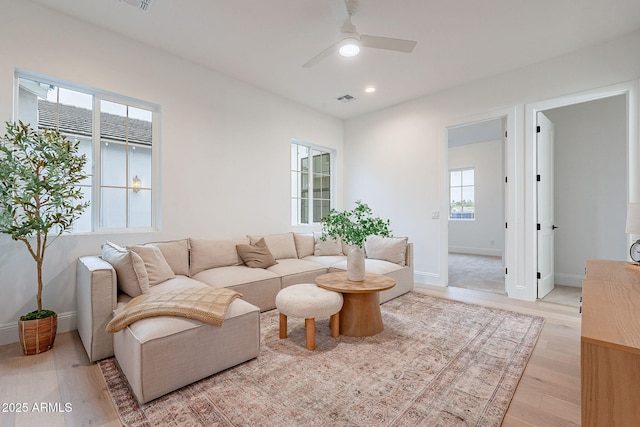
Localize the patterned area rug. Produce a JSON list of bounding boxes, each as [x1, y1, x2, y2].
[[99, 291, 544, 426]]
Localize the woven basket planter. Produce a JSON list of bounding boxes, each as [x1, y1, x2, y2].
[[18, 314, 57, 355]]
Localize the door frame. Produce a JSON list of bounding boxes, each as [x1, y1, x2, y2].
[[441, 106, 520, 296], [523, 81, 639, 300]]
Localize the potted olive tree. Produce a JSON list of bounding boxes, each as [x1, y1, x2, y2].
[[321, 201, 391, 281], [0, 121, 88, 355]]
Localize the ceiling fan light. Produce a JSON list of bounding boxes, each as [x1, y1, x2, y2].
[[338, 39, 360, 57]]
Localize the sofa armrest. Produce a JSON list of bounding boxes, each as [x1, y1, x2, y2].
[[405, 242, 413, 268], [76, 256, 117, 362]]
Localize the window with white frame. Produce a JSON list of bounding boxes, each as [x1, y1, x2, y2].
[[449, 168, 475, 220], [15, 72, 159, 232], [291, 141, 334, 225]]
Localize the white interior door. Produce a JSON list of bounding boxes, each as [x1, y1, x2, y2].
[[537, 112, 555, 298]]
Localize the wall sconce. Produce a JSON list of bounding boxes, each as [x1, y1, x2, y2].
[[132, 175, 141, 193]]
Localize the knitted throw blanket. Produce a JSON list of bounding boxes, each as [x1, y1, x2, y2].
[[106, 287, 243, 333]]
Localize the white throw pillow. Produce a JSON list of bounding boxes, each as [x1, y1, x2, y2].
[[364, 236, 408, 266], [127, 244, 176, 287], [294, 233, 315, 258], [101, 241, 149, 297]]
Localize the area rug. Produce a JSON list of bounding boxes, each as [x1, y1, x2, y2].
[[99, 291, 544, 426]]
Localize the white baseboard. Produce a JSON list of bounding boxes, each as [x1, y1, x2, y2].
[[554, 273, 584, 288], [0, 311, 76, 347], [414, 271, 441, 286], [449, 246, 503, 258]]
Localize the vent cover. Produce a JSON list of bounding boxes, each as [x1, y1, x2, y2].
[[337, 94, 356, 103], [120, 0, 153, 11]]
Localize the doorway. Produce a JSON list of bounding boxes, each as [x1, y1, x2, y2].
[[447, 118, 506, 295], [535, 94, 628, 305]]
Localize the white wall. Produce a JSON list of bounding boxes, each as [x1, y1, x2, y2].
[[344, 29, 640, 293], [544, 95, 627, 287], [448, 140, 504, 257], [0, 1, 343, 344]]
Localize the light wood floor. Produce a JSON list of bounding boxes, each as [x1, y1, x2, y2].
[[0, 284, 581, 426]]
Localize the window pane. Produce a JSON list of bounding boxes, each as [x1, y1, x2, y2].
[[462, 169, 474, 185], [129, 189, 152, 228], [72, 186, 92, 233], [101, 188, 126, 228], [101, 141, 127, 187], [462, 186, 475, 204], [129, 145, 152, 189], [450, 170, 461, 187]]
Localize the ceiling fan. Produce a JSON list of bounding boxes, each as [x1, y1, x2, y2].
[[302, 0, 417, 68]]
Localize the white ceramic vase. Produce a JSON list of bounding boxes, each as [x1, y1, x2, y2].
[[347, 246, 365, 281]]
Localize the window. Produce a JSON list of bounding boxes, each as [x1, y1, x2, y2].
[[15, 72, 159, 232], [291, 141, 334, 225], [449, 168, 475, 220]]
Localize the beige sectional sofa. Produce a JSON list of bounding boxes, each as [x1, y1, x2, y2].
[[76, 232, 413, 402]]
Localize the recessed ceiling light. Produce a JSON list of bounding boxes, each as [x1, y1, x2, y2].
[[365, 87, 376, 93]]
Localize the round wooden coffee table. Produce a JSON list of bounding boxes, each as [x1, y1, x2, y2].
[[315, 272, 395, 337]]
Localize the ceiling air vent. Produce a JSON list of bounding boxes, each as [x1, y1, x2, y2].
[[337, 94, 356, 103], [120, 0, 153, 12]]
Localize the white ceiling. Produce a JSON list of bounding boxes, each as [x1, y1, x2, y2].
[[30, 0, 640, 119]]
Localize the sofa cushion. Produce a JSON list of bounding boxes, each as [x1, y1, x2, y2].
[[331, 258, 405, 275], [102, 241, 149, 297], [149, 239, 190, 276], [192, 265, 279, 287], [266, 258, 326, 277], [313, 232, 342, 256], [365, 236, 409, 266], [294, 233, 315, 258], [189, 238, 248, 276], [236, 238, 277, 268], [127, 244, 176, 287], [302, 255, 347, 268], [248, 232, 298, 260]]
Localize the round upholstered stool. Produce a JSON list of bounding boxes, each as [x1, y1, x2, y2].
[[275, 283, 343, 351]]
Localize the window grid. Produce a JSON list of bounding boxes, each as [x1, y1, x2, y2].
[[291, 141, 333, 225], [15, 71, 158, 233], [449, 168, 475, 220]]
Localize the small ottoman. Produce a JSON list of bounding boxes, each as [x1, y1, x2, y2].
[[275, 283, 343, 351]]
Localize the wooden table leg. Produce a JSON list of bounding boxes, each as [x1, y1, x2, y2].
[[339, 292, 383, 337], [279, 313, 287, 339], [305, 318, 315, 351], [330, 312, 339, 338]]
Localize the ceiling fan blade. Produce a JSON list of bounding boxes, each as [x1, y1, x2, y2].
[[360, 35, 417, 53], [302, 42, 339, 68], [327, 0, 350, 28]]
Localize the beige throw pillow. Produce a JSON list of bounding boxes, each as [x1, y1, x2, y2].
[[313, 232, 343, 256], [101, 241, 149, 297], [127, 244, 176, 287], [364, 235, 408, 266], [294, 233, 315, 258], [236, 238, 277, 268], [248, 233, 298, 259], [149, 239, 190, 276]]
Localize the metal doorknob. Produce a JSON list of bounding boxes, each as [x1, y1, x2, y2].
[[552, 225, 558, 230]]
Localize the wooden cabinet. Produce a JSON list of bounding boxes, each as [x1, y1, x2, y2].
[[581, 259, 640, 426]]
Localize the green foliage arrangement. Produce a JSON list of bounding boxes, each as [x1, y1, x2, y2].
[[0, 121, 89, 318], [321, 201, 392, 248]]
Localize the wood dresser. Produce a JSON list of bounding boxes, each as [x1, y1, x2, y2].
[[581, 259, 640, 426]]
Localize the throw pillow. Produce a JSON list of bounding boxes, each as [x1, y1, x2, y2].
[[127, 244, 176, 287], [148, 239, 190, 276], [313, 232, 343, 256], [247, 232, 298, 259], [294, 233, 315, 258], [364, 235, 408, 266], [236, 238, 277, 268], [101, 241, 149, 297]]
